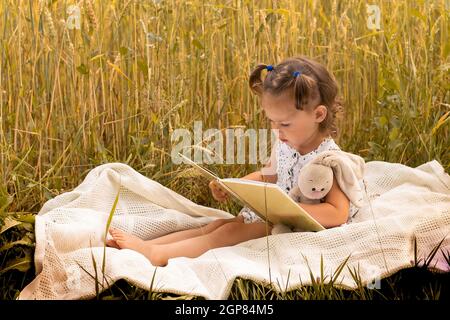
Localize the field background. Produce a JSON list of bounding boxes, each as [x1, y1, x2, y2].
[[0, 0, 449, 299]]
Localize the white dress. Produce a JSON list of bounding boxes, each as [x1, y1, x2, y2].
[[238, 136, 360, 224]]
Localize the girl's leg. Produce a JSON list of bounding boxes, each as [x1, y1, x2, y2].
[[145, 216, 243, 245], [109, 221, 271, 266], [106, 215, 243, 248]]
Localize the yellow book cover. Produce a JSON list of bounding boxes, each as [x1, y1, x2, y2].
[[178, 153, 325, 232]]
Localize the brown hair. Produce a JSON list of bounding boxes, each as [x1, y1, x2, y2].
[[249, 56, 343, 138]]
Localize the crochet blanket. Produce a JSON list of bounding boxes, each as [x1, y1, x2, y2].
[[19, 160, 450, 299]]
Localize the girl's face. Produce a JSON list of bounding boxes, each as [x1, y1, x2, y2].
[[261, 89, 327, 151]]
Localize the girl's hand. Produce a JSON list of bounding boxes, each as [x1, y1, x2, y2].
[[209, 180, 229, 202]]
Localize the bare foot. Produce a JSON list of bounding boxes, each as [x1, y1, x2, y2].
[[105, 231, 120, 249], [107, 227, 165, 266]]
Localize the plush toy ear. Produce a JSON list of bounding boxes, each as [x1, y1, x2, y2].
[[314, 151, 365, 181], [324, 153, 364, 184], [309, 150, 366, 207]]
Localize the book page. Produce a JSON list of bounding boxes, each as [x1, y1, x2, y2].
[[221, 179, 324, 231]]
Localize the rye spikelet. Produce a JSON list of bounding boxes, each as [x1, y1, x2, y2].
[[84, 0, 98, 31], [44, 7, 57, 38], [215, 76, 223, 127]]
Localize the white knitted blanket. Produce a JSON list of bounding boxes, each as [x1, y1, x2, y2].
[[19, 160, 450, 299]]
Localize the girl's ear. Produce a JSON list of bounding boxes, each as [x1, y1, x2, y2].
[[314, 105, 328, 123]]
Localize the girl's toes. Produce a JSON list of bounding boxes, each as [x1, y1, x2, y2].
[[110, 229, 125, 239], [111, 228, 125, 237], [114, 235, 126, 242], [109, 227, 119, 233]]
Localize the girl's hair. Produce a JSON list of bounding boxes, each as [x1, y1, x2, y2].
[[249, 56, 343, 138]]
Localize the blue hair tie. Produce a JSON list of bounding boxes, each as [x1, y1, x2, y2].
[[266, 65, 274, 71], [293, 71, 301, 77]]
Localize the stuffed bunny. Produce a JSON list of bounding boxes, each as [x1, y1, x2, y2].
[[271, 162, 334, 234], [288, 162, 333, 204], [271, 150, 365, 235]]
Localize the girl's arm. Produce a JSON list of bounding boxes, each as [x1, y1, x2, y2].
[[297, 176, 350, 228], [241, 170, 277, 183]]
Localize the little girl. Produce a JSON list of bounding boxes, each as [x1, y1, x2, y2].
[[107, 56, 355, 267]]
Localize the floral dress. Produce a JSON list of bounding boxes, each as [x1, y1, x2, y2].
[[238, 136, 360, 224]]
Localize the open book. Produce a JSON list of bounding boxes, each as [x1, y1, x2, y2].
[[178, 153, 325, 232]]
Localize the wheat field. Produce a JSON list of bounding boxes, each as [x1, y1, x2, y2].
[[0, 0, 449, 300]]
